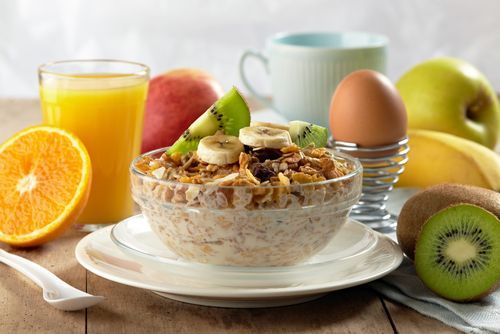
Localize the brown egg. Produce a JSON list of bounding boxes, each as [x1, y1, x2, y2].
[[329, 70, 407, 148]]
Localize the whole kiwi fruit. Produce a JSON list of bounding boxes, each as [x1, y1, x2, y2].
[[397, 183, 500, 260]]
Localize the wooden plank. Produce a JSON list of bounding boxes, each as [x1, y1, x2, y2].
[[0, 98, 41, 142], [0, 230, 87, 334], [383, 298, 462, 334], [86, 278, 394, 334]]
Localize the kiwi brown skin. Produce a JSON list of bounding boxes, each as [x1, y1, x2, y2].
[[469, 282, 499, 302], [397, 183, 500, 260]]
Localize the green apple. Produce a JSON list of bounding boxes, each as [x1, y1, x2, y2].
[[396, 57, 499, 149]]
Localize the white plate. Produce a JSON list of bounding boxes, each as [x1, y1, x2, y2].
[[109, 215, 379, 286], [75, 221, 403, 308]]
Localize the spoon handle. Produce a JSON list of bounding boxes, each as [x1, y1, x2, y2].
[[0, 249, 62, 292]]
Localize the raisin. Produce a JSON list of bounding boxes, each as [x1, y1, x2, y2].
[[251, 164, 276, 181], [252, 148, 282, 162], [243, 145, 253, 153]]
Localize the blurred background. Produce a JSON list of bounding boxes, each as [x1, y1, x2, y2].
[[1, 0, 499, 97]]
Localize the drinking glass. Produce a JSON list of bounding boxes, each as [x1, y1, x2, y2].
[[39, 60, 149, 231]]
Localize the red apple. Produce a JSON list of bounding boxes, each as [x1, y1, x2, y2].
[[142, 68, 224, 152]]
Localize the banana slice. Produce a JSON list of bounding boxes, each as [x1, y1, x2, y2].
[[239, 126, 292, 149], [250, 121, 290, 131], [197, 135, 243, 165]]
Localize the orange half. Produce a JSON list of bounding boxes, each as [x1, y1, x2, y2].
[[0, 126, 91, 247]]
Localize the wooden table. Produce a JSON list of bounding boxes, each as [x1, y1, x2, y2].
[[0, 99, 461, 334]]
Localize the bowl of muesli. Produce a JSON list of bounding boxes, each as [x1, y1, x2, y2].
[[131, 142, 362, 267], [130, 87, 361, 266]]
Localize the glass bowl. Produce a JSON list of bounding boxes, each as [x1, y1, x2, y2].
[[130, 148, 362, 267], [110, 215, 378, 288]]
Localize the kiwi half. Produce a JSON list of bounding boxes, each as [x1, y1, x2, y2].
[[168, 87, 250, 154], [397, 184, 500, 260], [288, 121, 328, 148], [415, 204, 500, 302]]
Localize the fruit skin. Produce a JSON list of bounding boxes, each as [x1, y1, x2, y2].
[[142, 68, 224, 153], [167, 87, 250, 155], [288, 121, 328, 148], [398, 129, 500, 190], [0, 126, 92, 247], [414, 204, 500, 302], [396, 57, 500, 148], [397, 183, 500, 260]]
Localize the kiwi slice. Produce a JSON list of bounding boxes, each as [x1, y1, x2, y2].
[[288, 121, 328, 148], [415, 204, 500, 302], [167, 87, 250, 154]]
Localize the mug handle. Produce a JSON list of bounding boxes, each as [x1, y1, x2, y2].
[[239, 49, 272, 107]]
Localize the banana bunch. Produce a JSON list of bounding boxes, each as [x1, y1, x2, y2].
[[399, 129, 500, 191]]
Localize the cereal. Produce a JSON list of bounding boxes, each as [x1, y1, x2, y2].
[[185, 186, 200, 203], [170, 151, 182, 165], [280, 144, 300, 153], [309, 147, 328, 158], [245, 169, 260, 185], [132, 145, 362, 266], [277, 172, 290, 186], [204, 164, 217, 172], [136, 144, 352, 189], [151, 167, 166, 179], [291, 172, 313, 184], [238, 152, 250, 171], [149, 160, 162, 169]]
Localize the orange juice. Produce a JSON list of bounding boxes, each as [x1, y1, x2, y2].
[[40, 71, 149, 226]]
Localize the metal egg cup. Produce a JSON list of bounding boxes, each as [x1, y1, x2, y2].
[[329, 137, 409, 232]]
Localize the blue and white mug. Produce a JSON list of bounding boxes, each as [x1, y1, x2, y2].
[[239, 31, 388, 128]]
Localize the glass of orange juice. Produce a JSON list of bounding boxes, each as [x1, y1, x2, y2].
[[39, 60, 149, 231]]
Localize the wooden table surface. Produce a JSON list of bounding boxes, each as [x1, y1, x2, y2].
[[0, 99, 461, 334]]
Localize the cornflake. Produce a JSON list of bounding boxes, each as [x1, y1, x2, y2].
[[151, 167, 166, 179]]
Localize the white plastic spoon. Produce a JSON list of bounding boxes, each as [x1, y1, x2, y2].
[[0, 248, 104, 311]]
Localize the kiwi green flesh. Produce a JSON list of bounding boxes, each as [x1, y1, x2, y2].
[[415, 204, 500, 302], [289, 121, 328, 148], [168, 87, 250, 154]]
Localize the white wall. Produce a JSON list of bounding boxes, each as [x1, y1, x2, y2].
[[1, 0, 499, 97]]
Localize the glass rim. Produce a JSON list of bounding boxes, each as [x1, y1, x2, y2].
[[130, 147, 363, 190], [38, 59, 150, 79]]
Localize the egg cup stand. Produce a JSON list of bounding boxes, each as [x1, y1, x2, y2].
[[329, 137, 409, 232]]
